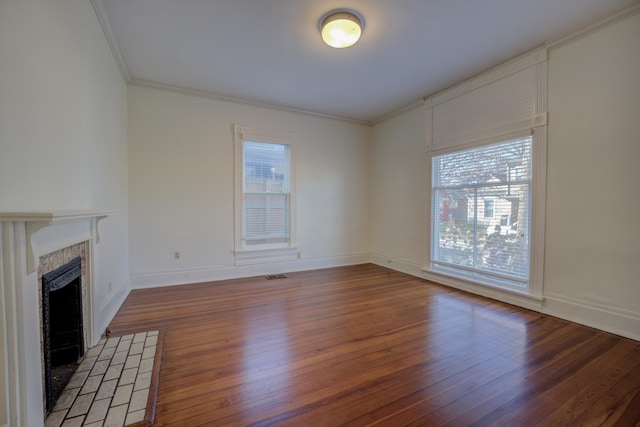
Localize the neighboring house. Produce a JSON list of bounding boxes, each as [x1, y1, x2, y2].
[[439, 146, 529, 233]]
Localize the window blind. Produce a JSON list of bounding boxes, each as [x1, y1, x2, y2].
[[431, 136, 532, 288], [242, 141, 291, 247]]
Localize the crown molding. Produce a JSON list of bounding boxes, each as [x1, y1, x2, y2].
[[371, 99, 424, 125], [89, 0, 639, 128], [545, 1, 640, 50], [89, 1, 365, 124], [377, 2, 640, 124], [129, 78, 372, 126], [90, 0, 131, 82], [370, 45, 545, 126], [427, 48, 547, 108]]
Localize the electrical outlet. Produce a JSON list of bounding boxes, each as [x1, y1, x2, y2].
[[108, 281, 113, 292], [174, 251, 181, 259]]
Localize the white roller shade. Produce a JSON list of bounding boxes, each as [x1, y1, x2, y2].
[[427, 49, 547, 152]]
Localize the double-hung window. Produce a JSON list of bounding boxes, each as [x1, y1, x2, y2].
[[234, 125, 297, 265]]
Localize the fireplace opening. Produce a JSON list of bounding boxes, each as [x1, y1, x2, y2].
[[42, 256, 84, 412]]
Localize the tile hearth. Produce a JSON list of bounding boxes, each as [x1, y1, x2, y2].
[[45, 331, 160, 427]]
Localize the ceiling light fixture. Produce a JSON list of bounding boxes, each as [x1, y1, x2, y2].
[[319, 9, 364, 48]]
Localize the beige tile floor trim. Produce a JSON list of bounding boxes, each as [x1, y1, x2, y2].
[[45, 330, 160, 427]]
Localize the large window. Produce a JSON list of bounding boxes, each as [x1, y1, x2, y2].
[[423, 48, 546, 300], [234, 125, 297, 264], [431, 136, 532, 290]]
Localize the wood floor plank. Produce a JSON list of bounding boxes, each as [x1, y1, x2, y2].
[[417, 332, 621, 427], [356, 321, 593, 426], [107, 264, 640, 426]]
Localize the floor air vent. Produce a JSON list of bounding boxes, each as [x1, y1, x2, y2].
[[265, 274, 288, 280]]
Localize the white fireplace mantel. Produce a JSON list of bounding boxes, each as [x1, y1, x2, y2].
[[0, 211, 113, 275], [0, 210, 113, 427]]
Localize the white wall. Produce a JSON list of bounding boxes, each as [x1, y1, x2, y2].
[[544, 13, 640, 338], [370, 13, 640, 340], [128, 85, 371, 287], [0, 0, 129, 422], [0, 0, 130, 332], [370, 105, 427, 274]]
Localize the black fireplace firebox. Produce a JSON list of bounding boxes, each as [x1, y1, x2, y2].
[[41, 256, 84, 412]]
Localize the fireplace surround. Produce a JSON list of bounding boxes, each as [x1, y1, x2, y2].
[[0, 211, 112, 427]]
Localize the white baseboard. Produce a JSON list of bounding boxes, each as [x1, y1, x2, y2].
[[369, 253, 424, 277], [543, 293, 640, 342], [97, 285, 130, 340], [370, 254, 639, 341], [130, 253, 370, 289], [127, 252, 640, 342]]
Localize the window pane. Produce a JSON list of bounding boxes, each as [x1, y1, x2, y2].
[[432, 136, 532, 288], [242, 140, 291, 247], [243, 141, 289, 193], [244, 193, 289, 246], [484, 200, 494, 218], [435, 138, 531, 187]]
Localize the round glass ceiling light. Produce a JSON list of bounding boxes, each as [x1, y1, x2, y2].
[[319, 10, 364, 48]]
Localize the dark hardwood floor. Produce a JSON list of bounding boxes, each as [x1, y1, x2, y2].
[[108, 264, 640, 426]]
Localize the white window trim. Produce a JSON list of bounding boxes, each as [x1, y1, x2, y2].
[[423, 133, 546, 304], [233, 124, 298, 265], [422, 49, 548, 302]]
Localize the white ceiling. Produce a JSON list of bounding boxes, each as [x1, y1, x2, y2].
[[99, 0, 636, 123]]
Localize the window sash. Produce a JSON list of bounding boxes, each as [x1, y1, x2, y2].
[[430, 136, 532, 290], [240, 139, 292, 249], [243, 192, 290, 246]]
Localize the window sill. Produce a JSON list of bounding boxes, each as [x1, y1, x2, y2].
[[234, 246, 299, 266], [421, 265, 544, 310]]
